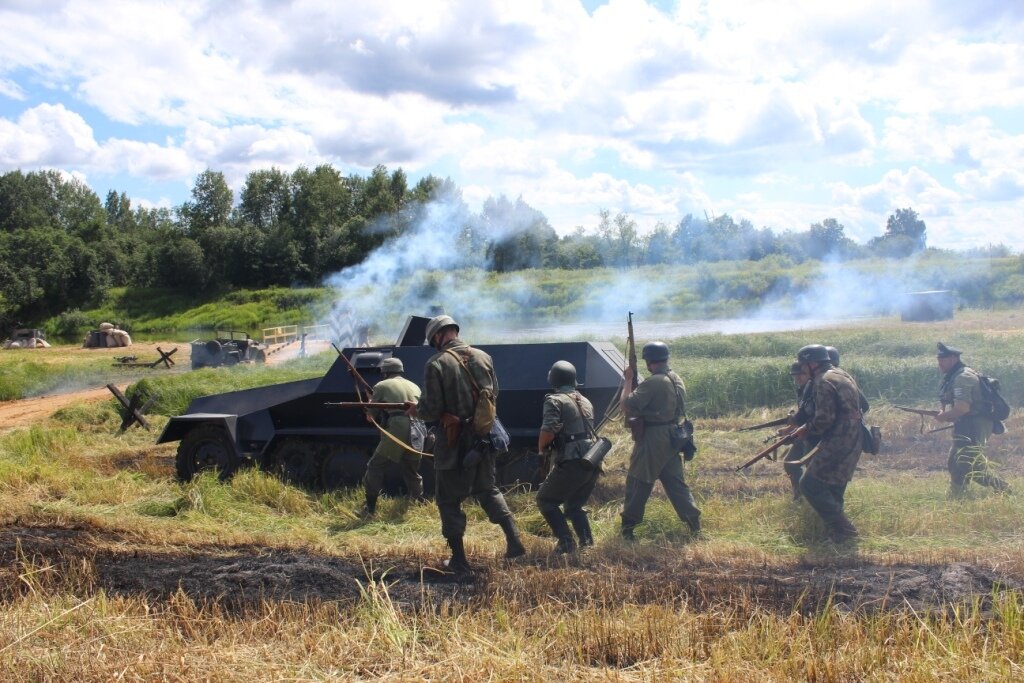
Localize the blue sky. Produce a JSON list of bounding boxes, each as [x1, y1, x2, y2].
[[1, 0, 1022, 249]]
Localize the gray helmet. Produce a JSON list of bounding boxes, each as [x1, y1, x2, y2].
[[825, 346, 840, 367], [789, 362, 805, 375], [641, 341, 670, 362], [547, 360, 577, 387], [425, 315, 459, 347], [380, 357, 404, 374], [797, 344, 830, 364]]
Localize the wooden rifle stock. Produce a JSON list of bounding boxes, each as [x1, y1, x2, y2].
[[735, 425, 807, 472]]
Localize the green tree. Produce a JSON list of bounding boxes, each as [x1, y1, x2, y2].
[[179, 169, 233, 235]]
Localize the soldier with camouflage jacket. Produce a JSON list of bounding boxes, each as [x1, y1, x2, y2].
[[407, 315, 526, 573], [536, 360, 600, 554], [795, 344, 865, 543], [934, 342, 1010, 497]]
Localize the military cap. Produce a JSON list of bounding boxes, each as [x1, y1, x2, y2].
[[380, 357, 404, 373], [936, 342, 962, 358]]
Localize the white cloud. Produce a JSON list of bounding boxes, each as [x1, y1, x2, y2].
[[955, 169, 1024, 201]]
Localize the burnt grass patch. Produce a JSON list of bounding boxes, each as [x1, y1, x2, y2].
[[1, 524, 1021, 617]]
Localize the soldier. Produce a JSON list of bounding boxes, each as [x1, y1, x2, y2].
[[536, 361, 600, 554], [406, 315, 526, 573], [619, 341, 701, 540], [794, 344, 865, 543], [782, 361, 814, 501], [934, 342, 1010, 497], [361, 357, 424, 516]]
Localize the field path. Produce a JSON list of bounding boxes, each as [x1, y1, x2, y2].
[[0, 384, 129, 431]]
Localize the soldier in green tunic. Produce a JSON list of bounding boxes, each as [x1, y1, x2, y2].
[[406, 315, 526, 573], [619, 341, 701, 540], [536, 360, 600, 554], [795, 344, 864, 543], [934, 342, 1010, 497], [361, 357, 424, 516]]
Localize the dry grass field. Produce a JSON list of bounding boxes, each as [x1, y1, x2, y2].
[[1, 309, 1023, 680]]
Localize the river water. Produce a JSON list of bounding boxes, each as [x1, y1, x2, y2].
[[473, 315, 882, 343]]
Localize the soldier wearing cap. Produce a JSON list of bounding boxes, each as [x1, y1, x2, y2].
[[406, 315, 526, 573], [794, 344, 865, 543], [934, 342, 1010, 496], [362, 356, 424, 516], [536, 360, 600, 554], [619, 341, 701, 540]]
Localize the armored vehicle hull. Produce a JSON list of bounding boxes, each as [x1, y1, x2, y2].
[[158, 316, 626, 491]]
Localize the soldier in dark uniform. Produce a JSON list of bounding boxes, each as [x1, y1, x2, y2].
[[619, 341, 701, 540], [536, 360, 600, 553], [794, 344, 865, 543], [934, 342, 1010, 497], [361, 357, 424, 516], [406, 315, 525, 573]]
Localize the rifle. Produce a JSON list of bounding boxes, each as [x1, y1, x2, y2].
[[625, 312, 644, 442], [332, 342, 375, 401], [735, 414, 792, 432], [325, 401, 407, 410], [735, 424, 807, 472], [895, 405, 940, 434]]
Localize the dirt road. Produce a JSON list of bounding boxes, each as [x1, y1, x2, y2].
[[0, 385, 129, 432]]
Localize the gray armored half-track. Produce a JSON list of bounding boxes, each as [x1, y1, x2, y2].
[[158, 315, 626, 492]]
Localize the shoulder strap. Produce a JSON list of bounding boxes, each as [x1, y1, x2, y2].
[[444, 348, 481, 399], [568, 391, 598, 439], [668, 372, 686, 422]]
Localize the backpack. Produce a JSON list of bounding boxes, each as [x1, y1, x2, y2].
[[978, 375, 1011, 421], [446, 348, 497, 437]]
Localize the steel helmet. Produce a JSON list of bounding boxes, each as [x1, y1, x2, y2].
[[789, 362, 805, 375], [825, 346, 840, 367], [547, 360, 577, 387], [797, 344, 830, 364], [425, 315, 459, 347], [641, 341, 670, 362], [380, 357, 404, 374]]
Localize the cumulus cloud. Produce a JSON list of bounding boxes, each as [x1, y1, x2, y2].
[[0, 1, 1022, 248]]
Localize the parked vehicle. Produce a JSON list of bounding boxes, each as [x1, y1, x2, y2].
[[190, 331, 267, 370]]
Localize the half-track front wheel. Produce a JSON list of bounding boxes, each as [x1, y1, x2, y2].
[[176, 424, 239, 481], [322, 447, 371, 489]]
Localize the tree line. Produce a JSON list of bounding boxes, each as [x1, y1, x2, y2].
[[0, 164, 953, 328]]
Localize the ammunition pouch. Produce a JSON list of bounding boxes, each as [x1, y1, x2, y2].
[[671, 419, 697, 461], [627, 416, 645, 443]]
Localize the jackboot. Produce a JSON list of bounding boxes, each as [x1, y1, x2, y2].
[[497, 517, 527, 559], [444, 536, 473, 574], [361, 494, 378, 518], [541, 508, 577, 554], [566, 510, 594, 547], [826, 514, 858, 544]]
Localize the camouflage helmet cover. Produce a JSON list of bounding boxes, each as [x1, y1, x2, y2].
[[380, 357, 404, 374], [641, 341, 670, 362], [425, 315, 459, 346], [547, 360, 578, 387]]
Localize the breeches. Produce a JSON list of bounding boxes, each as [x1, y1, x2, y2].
[[435, 454, 512, 539]]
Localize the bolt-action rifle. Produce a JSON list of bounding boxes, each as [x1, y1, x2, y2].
[[625, 312, 644, 442], [735, 424, 807, 472], [894, 405, 941, 434], [325, 401, 407, 410], [735, 414, 793, 432]]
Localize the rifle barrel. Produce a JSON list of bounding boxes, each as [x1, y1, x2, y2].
[[737, 416, 790, 432], [326, 401, 407, 409]]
